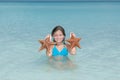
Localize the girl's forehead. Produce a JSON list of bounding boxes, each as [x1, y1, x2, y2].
[[54, 30, 63, 34]]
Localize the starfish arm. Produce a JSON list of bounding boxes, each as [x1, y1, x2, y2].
[[70, 43, 76, 49], [76, 43, 81, 48], [44, 36, 56, 52]]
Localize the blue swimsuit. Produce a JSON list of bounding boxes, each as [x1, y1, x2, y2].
[[52, 45, 68, 56]]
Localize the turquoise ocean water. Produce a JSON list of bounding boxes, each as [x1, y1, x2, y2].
[[0, 1, 120, 80]]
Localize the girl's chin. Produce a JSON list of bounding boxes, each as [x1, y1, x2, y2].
[[56, 41, 63, 44]]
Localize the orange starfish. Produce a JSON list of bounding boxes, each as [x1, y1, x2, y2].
[[38, 36, 56, 52], [66, 33, 81, 49]]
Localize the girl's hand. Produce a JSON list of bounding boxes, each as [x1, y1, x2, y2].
[[68, 32, 76, 55], [45, 34, 52, 41], [45, 34, 54, 56], [45, 34, 50, 39], [70, 32, 76, 37]]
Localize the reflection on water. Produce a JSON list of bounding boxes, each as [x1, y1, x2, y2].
[[47, 56, 77, 70]]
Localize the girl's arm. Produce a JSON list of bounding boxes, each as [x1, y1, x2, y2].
[[67, 32, 76, 55], [66, 44, 76, 55], [45, 34, 53, 57], [46, 50, 52, 57], [46, 45, 53, 57], [70, 47, 76, 55]]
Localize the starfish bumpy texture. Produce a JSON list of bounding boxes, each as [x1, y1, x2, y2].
[[66, 33, 81, 49], [38, 36, 55, 52]]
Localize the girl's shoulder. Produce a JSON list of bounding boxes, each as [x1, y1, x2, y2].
[[50, 45, 55, 50]]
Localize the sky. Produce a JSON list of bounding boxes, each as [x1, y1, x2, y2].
[[0, 0, 120, 2]]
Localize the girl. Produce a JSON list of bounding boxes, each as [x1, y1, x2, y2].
[[45, 25, 77, 69], [46, 26, 76, 69], [46, 25, 76, 57]]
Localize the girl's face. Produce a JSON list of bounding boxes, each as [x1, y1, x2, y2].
[[53, 30, 64, 43]]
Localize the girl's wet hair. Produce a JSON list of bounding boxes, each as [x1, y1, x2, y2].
[[51, 25, 66, 44]]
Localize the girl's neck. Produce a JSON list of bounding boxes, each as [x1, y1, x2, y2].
[[56, 42, 63, 46]]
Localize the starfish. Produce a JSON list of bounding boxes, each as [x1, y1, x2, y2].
[[66, 33, 81, 49], [38, 36, 56, 52]]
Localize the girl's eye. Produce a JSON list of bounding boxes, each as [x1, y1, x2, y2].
[[54, 34, 63, 37]]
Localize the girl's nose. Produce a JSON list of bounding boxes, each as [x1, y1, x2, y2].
[[55, 35, 60, 38]]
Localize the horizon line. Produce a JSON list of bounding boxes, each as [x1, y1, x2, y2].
[[0, 0, 120, 2]]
